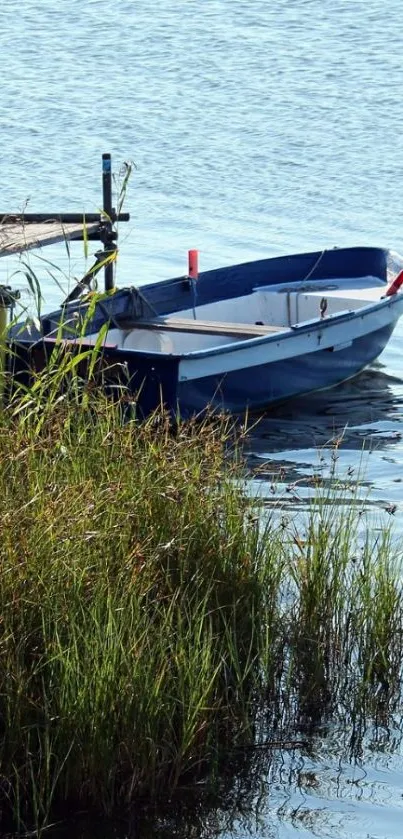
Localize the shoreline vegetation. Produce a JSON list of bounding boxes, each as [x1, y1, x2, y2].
[[0, 346, 402, 836]]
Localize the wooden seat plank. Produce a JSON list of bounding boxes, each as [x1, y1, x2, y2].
[[119, 316, 286, 338]]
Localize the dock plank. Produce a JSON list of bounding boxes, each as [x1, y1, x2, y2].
[[0, 219, 101, 256]]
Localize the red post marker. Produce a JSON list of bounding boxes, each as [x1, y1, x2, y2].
[[188, 249, 199, 279]]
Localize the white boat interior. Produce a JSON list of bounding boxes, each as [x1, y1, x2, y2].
[[85, 274, 387, 354]]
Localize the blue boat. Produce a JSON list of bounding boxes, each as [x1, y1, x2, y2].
[[11, 244, 403, 417], [4, 155, 403, 417]]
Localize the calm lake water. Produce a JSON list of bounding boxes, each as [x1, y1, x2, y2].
[[2, 0, 403, 836]]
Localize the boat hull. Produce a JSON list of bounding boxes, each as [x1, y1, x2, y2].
[[9, 245, 403, 417], [22, 314, 394, 418], [175, 321, 397, 415]]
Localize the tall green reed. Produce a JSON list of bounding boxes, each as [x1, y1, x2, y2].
[[0, 339, 401, 834]]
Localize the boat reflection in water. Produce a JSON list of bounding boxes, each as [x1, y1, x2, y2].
[[246, 363, 403, 532]]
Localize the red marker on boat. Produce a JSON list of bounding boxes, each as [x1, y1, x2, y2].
[[386, 269, 403, 296], [188, 249, 199, 280]]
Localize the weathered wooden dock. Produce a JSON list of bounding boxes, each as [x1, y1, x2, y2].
[[0, 218, 101, 257], [0, 154, 130, 295]]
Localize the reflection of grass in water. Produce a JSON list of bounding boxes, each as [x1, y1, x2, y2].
[[248, 435, 383, 521], [0, 364, 402, 836]]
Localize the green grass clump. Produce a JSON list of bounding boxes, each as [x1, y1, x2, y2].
[[285, 504, 403, 730], [0, 367, 401, 835], [0, 383, 282, 832]]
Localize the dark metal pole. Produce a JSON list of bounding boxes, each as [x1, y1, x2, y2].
[[102, 153, 113, 219], [102, 153, 115, 292]]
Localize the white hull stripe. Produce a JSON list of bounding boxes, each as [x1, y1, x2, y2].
[[178, 302, 400, 382]]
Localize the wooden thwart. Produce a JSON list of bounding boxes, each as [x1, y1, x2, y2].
[[120, 316, 286, 338]]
